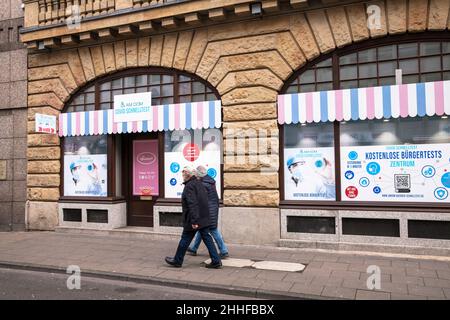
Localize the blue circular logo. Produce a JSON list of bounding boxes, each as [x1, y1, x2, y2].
[[348, 151, 358, 160], [315, 159, 324, 168], [170, 162, 180, 173], [345, 170, 354, 180], [434, 187, 448, 200], [359, 177, 370, 187], [170, 178, 177, 186], [441, 172, 450, 188], [421, 165, 436, 178], [207, 168, 217, 179], [373, 186, 381, 194], [366, 162, 381, 175]]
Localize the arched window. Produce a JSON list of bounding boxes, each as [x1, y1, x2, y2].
[[61, 69, 221, 209], [66, 69, 218, 112], [281, 38, 450, 207]]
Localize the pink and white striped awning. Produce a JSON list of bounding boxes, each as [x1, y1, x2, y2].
[[278, 80, 450, 124], [59, 100, 222, 137]]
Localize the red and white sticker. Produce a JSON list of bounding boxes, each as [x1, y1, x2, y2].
[[183, 143, 200, 162], [345, 186, 358, 198]]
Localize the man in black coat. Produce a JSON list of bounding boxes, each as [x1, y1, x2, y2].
[[165, 166, 222, 268]]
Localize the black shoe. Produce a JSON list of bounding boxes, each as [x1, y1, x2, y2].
[[205, 261, 222, 269], [165, 257, 182, 268], [220, 253, 229, 259], [186, 248, 197, 256]]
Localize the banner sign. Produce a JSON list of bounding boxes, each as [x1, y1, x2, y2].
[[113, 92, 152, 123], [133, 140, 159, 196], [64, 154, 107, 197], [341, 143, 450, 202], [284, 147, 336, 200], [35, 113, 57, 134]]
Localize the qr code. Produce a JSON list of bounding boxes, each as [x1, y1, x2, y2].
[[394, 174, 411, 191]]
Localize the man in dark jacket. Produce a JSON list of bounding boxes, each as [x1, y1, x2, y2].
[[187, 166, 229, 258], [165, 166, 222, 268]]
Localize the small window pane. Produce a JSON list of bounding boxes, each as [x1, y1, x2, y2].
[[443, 55, 450, 70], [300, 70, 315, 84], [316, 68, 332, 82], [399, 58, 419, 74], [85, 93, 95, 104], [358, 48, 376, 63], [420, 56, 441, 73], [316, 82, 333, 91], [179, 95, 190, 103], [358, 78, 378, 88], [162, 84, 174, 96], [136, 75, 148, 86], [378, 61, 397, 77], [179, 82, 190, 95], [299, 84, 315, 93], [420, 42, 441, 56], [85, 104, 95, 111], [403, 75, 420, 84], [443, 43, 450, 54], [378, 45, 397, 61], [75, 105, 85, 112], [112, 89, 122, 98], [358, 63, 377, 78], [111, 79, 122, 89], [286, 86, 298, 94], [100, 103, 110, 110], [100, 91, 110, 102], [100, 82, 110, 90], [316, 58, 332, 67], [444, 71, 450, 80], [340, 80, 358, 89], [192, 82, 206, 94], [162, 75, 173, 84], [206, 93, 216, 101], [151, 87, 160, 97], [340, 65, 357, 80], [339, 53, 357, 65], [124, 76, 135, 87], [421, 72, 442, 82], [398, 43, 418, 58], [379, 77, 396, 86], [85, 85, 95, 93], [192, 94, 205, 102], [161, 97, 173, 104], [150, 75, 161, 84], [124, 88, 134, 94], [136, 87, 147, 93], [74, 95, 84, 105], [179, 75, 191, 82]]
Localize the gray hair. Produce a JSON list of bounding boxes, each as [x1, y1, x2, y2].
[[195, 165, 207, 177]]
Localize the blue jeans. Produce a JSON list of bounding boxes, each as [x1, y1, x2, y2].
[[173, 228, 221, 265], [189, 227, 229, 255]]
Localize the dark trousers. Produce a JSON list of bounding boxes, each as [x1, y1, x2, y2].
[[174, 228, 221, 265]]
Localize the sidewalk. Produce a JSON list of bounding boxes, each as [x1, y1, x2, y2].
[[0, 231, 450, 300]]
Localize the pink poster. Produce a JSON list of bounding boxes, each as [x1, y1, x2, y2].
[[133, 140, 159, 196]]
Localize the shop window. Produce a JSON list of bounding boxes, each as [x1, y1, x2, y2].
[[340, 117, 450, 203], [283, 123, 335, 201], [164, 129, 222, 199], [63, 135, 108, 197]]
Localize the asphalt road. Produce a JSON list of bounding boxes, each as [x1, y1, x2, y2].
[[0, 267, 254, 300]]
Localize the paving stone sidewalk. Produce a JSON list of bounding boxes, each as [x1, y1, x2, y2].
[[0, 231, 450, 300]]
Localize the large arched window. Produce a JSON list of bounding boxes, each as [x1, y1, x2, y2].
[[281, 37, 450, 208], [66, 69, 218, 112], [61, 69, 220, 202]]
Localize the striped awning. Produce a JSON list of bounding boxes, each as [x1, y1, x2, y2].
[[278, 80, 450, 124], [58, 100, 222, 137]]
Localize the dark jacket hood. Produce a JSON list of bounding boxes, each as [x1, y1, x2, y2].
[[201, 175, 216, 185]]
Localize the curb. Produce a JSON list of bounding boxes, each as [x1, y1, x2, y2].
[[0, 260, 328, 300]]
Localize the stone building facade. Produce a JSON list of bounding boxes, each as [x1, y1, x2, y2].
[[0, 0, 27, 231], [21, 0, 450, 253]]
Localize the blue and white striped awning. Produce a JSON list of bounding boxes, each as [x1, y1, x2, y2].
[[59, 100, 222, 137], [278, 80, 450, 124]]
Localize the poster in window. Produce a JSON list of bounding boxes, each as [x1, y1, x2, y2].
[[64, 154, 108, 197], [164, 139, 221, 199], [133, 140, 159, 196], [284, 147, 336, 201], [340, 143, 450, 202]]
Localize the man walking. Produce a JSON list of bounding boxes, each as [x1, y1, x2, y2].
[[187, 165, 229, 258], [165, 166, 222, 269]]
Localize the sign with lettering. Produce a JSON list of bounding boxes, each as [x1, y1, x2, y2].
[[113, 92, 152, 123], [35, 113, 57, 134], [133, 140, 159, 196]]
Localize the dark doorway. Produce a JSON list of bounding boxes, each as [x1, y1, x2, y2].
[[122, 133, 160, 227]]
